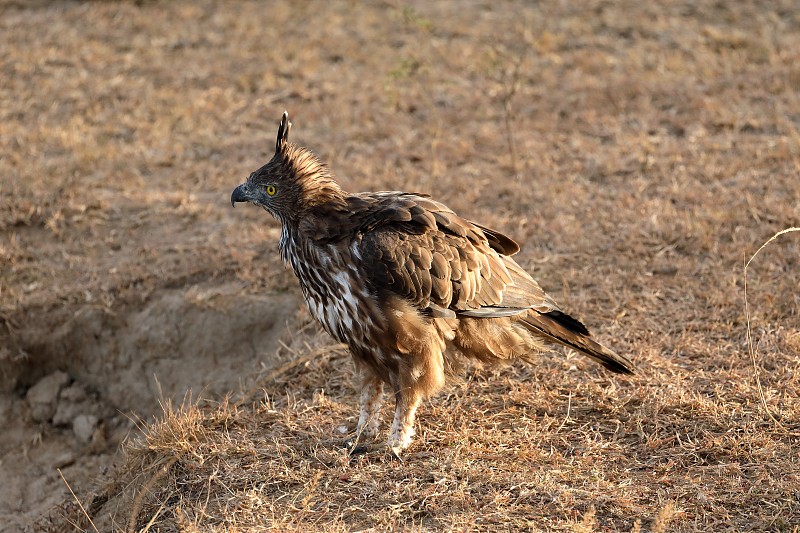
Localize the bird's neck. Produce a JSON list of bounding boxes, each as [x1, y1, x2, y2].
[[278, 222, 296, 263], [276, 193, 348, 259], [278, 219, 334, 301]]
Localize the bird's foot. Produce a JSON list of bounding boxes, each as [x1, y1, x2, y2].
[[341, 432, 374, 455], [341, 418, 382, 449], [348, 441, 404, 462], [340, 437, 404, 461], [387, 425, 414, 454]]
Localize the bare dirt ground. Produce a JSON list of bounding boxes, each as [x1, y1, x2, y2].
[[1, 0, 799, 531]]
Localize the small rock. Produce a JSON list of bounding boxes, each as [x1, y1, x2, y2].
[[52, 450, 77, 469], [26, 371, 70, 423], [73, 414, 99, 444], [59, 384, 88, 403], [52, 384, 90, 426]]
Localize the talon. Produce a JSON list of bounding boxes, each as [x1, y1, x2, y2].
[[341, 433, 364, 450], [349, 444, 371, 457], [389, 447, 404, 462]]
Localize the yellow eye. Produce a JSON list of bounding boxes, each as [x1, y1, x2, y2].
[[265, 185, 277, 196]]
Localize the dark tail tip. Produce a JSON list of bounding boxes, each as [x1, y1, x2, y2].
[[523, 311, 635, 375], [596, 347, 635, 374]]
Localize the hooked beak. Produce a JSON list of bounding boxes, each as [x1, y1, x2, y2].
[[231, 183, 250, 208]]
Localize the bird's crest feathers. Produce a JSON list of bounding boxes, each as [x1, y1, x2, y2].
[[276, 111, 291, 153]]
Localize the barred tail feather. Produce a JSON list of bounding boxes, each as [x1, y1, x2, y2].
[[521, 311, 634, 374]]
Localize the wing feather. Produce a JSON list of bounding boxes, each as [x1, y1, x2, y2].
[[349, 192, 558, 318]]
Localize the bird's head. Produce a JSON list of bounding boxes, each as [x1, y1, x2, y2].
[[231, 111, 345, 224]]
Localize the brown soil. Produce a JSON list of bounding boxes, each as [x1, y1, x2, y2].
[[1, 1, 798, 531]]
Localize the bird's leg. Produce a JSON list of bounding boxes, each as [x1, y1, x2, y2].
[[355, 371, 384, 440], [388, 387, 423, 454]]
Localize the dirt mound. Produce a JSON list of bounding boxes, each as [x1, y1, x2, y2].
[[6, 284, 293, 412], [0, 284, 296, 532]]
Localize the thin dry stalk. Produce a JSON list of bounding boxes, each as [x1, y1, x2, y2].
[[743, 227, 799, 430], [500, 54, 524, 176], [57, 469, 99, 533]]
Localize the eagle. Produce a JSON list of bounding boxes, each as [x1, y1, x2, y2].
[[231, 112, 633, 455]]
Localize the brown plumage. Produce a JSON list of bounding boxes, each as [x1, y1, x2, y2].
[[231, 112, 634, 454]]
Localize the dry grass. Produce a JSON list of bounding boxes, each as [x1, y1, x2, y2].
[[72, 330, 798, 531], [3, 0, 799, 531]]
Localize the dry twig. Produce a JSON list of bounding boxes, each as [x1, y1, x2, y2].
[[743, 227, 799, 430]]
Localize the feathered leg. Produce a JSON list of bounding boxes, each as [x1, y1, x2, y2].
[[355, 365, 384, 439], [387, 338, 446, 453], [383, 296, 448, 454], [388, 385, 423, 453]]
